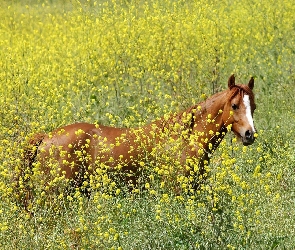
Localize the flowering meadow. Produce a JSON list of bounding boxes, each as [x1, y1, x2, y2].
[[1, 0, 295, 248]]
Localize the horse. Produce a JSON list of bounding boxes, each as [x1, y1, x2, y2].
[[18, 74, 256, 208]]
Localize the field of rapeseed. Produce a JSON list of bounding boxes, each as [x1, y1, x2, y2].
[[1, 0, 295, 248]]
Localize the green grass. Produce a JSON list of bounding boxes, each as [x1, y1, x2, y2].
[[0, 0, 295, 249]]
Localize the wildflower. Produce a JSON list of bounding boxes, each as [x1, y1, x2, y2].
[[149, 189, 156, 195], [74, 129, 85, 135]]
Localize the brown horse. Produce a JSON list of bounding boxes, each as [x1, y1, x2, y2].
[[20, 74, 256, 205]]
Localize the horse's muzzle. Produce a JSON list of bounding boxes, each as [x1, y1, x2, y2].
[[242, 130, 255, 145]]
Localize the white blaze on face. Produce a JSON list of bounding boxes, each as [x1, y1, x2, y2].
[[243, 95, 255, 132]]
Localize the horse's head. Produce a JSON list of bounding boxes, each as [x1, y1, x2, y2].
[[222, 74, 256, 146]]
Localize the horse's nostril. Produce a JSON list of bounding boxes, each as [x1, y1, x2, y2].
[[245, 130, 253, 139]]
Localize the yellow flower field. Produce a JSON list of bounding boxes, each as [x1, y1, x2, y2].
[[0, 0, 295, 248]]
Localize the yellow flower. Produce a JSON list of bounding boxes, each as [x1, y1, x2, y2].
[[201, 93, 207, 99]]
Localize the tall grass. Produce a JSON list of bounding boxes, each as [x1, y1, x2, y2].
[[0, 0, 295, 248]]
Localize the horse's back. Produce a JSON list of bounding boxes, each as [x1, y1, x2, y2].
[[39, 122, 129, 165], [40, 122, 123, 144]]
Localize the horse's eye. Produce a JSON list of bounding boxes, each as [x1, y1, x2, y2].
[[232, 104, 238, 110]]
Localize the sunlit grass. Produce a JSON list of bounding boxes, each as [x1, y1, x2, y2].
[[0, 0, 295, 248]]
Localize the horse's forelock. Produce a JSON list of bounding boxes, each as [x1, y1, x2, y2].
[[229, 84, 254, 102]]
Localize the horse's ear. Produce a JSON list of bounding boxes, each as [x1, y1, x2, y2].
[[228, 74, 235, 89], [248, 77, 254, 90]]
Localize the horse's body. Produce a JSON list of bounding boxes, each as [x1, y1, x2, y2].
[[20, 75, 256, 202]]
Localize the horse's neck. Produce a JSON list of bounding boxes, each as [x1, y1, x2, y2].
[[138, 90, 229, 147], [194, 90, 228, 127], [192, 90, 229, 150]]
